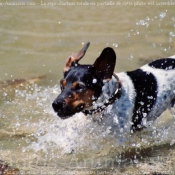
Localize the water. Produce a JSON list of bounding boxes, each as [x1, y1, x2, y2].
[[1, 2, 175, 174], [1, 82, 175, 174]]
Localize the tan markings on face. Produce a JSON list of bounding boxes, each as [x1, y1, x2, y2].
[[71, 81, 79, 90], [78, 89, 95, 107], [61, 79, 67, 89], [64, 88, 95, 110], [71, 81, 85, 90]]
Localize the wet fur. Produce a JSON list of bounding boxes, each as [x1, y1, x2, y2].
[[52, 43, 175, 132]]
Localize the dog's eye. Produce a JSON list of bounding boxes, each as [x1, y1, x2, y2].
[[72, 82, 85, 91], [75, 84, 85, 91]]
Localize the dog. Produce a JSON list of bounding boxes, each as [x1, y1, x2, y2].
[[52, 42, 175, 132]]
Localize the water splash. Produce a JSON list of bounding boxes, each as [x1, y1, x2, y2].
[[169, 31, 175, 37], [159, 11, 167, 19], [7, 83, 175, 171], [136, 17, 150, 28]]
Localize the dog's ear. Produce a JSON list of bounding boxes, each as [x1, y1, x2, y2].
[[64, 42, 90, 72], [93, 47, 116, 82]]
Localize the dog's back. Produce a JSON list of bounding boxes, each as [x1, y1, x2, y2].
[[141, 58, 175, 119], [115, 57, 175, 131]]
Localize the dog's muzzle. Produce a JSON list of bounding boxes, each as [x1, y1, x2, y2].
[[52, 99, 85, 119], [52, 100, 63, 112], [52, 100, 67, 118]]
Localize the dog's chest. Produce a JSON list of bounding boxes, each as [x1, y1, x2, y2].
[[105, 72, 136, 129]]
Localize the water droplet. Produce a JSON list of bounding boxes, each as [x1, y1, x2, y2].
[[113, 115, 118, 124], [126, 33, 130, 38], [134, 159, 138, 164], [142, 118, 147, 126], [128, 54, 133, 60], [106, 126, 112, 134], [16, 122, 20, 127], [136, 143, 141, 148], [170, 140, 175, 146], [169, 37, 172, 42], [113, 43, 118, 48], [136, 19, 149, 27], [3, 92, 7, 97], [169, 32, 175, 37], [159, 12, 166, 19], [132, 143, 136, 147], [146, 16, 150, 21], [139, 101, 144, 106], [152, 43, 156, 48], [92, 79, 97, 84], [120, 128, 123, 133]]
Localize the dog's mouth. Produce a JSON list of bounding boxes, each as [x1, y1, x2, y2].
[[55, 110, 74, 119], [54, 104, 85, 119], [57, 113, 72, 119]]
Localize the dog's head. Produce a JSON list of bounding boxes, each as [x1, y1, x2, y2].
[[52, 42, 116, 119]]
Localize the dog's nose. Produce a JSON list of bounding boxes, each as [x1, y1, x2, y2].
[[52, 100, 64, 112]]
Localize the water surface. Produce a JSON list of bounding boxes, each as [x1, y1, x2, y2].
[[0, 1, 175, 174]]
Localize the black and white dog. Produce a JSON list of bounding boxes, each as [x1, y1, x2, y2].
[[52, 42, 175, 132]]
